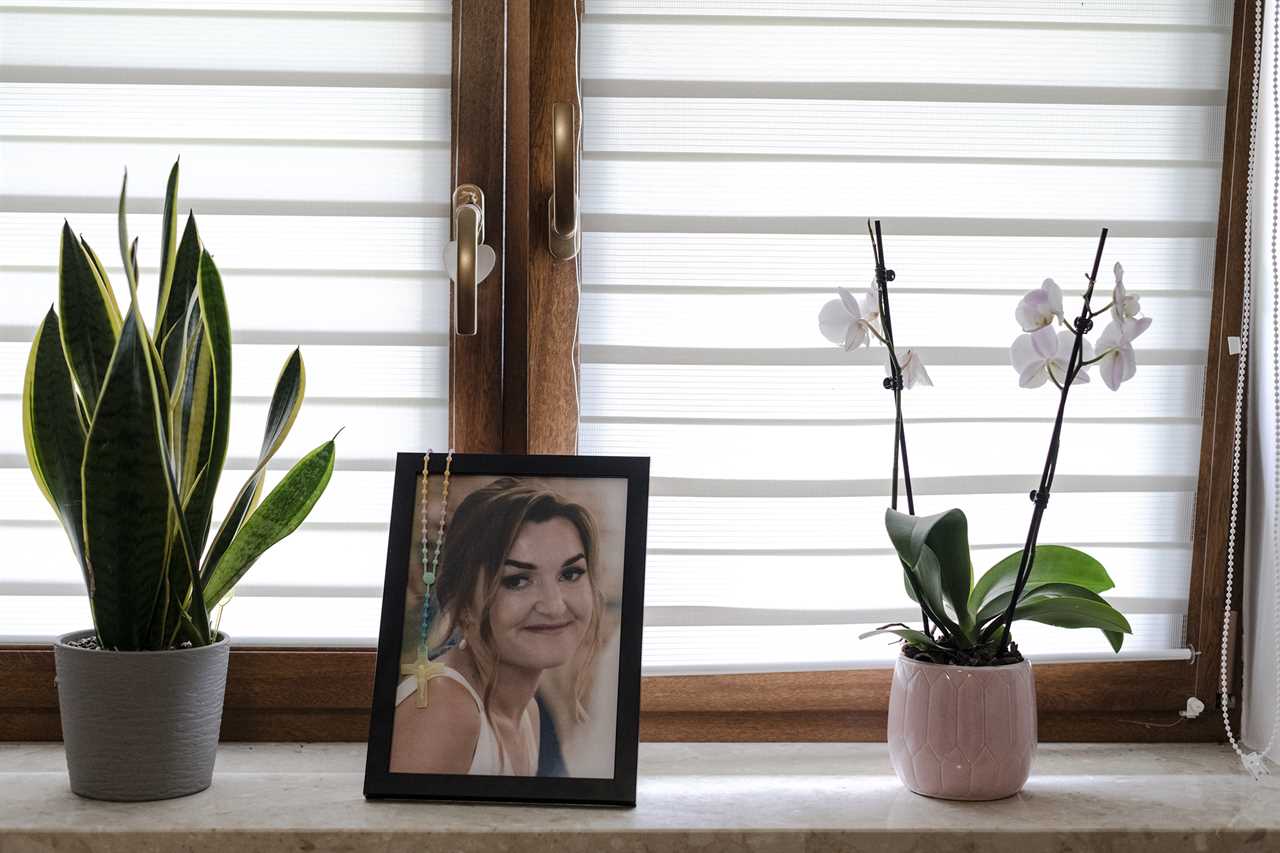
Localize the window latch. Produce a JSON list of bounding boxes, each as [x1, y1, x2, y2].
[[445, 183, 495, 336], [548, 102, 581, 260]]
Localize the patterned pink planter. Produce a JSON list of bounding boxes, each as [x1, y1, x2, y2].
[[887, 654, 1037, 800]]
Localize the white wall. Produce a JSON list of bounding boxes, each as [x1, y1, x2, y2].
[[1244, 0, 1278, 759]]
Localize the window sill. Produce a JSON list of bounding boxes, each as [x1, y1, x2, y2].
[[1, 742, 1275, 851]]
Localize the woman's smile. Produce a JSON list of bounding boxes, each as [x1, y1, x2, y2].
[[523, 620, 574, 634]]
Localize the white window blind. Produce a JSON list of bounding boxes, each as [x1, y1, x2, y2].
[[0, 0, 451, 644], [578, 0, 1229, 673]]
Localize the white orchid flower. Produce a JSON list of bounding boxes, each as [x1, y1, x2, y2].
[[1011, 327, 1093, 389], [861, 284, 882, 329], [1095, 317, 1151, 391], [818, 287, 869, 350], [1014, 278, 1065, 332], [895, 349, 933, 389], [1110, 262, 1143, 324]]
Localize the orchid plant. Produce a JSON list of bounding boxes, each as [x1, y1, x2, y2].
[[818, 227, 1140, 665]]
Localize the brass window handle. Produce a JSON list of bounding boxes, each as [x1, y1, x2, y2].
[[548, 102, 580, 260], [449, 183, 490, 337]]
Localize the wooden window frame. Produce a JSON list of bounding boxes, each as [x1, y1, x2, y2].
[[0, 0, 1256, 743]]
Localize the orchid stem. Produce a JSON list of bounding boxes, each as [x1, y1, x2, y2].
[[995, 227, 1109, 656], [869, 220, 927, 638]]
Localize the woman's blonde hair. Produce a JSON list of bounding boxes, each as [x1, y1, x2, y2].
[[432, 477, 604, 727]]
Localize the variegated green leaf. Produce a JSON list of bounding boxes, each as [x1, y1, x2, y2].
[[181, 251, 232, 564], [23, 309, 89, 588], [117, 170, 138, 295], [157, 213, 202, 385], [57, 222, 120, 415], [203, 439, 336, 610], [155, 159, 180, 328], [83, 306, 203, 649], [200, 349, 305, 585]]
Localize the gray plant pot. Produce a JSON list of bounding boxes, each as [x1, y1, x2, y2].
[[53, 629, 230, 801]]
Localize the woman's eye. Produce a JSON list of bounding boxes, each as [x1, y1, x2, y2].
[[560, 566, 586, 583], [501, 575, 530, 591]]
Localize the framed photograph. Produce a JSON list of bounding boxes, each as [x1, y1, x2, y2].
[[363, 453, 649, 807]]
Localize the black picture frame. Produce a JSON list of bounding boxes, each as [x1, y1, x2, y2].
[[363, 453, 649, 807]]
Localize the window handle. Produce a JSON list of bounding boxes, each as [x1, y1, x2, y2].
[[548, 102, 580, 260], [446, 183, 493, 336]]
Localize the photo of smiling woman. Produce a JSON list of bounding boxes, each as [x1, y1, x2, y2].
[[389, 476, 625, 779]]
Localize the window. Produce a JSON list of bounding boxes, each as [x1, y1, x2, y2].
[[0, 0, 455, 643], [575, 1, 1230, 674], [0, 0, 1253, 741]]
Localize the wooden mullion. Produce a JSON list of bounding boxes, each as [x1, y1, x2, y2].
[[525, 0, 584, 454], [448, 0, 508, 452], [503, 0, 532, 453]]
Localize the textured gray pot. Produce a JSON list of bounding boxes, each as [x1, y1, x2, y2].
[[53, 629, 230, 801]]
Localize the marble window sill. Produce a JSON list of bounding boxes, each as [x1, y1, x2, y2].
[[1, 742, 1278, 852]]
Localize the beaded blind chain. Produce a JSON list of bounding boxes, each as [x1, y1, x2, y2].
[[1220, 0, 1280, 781], [401, 449, 454, 708]]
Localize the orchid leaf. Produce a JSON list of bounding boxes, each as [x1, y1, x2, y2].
[[1002, 588, 1131, 653], [885, 507, 975, 636], [970, 545, 1114, 616]]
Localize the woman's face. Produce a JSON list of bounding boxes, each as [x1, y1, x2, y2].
[[487, 516, 594, 671]]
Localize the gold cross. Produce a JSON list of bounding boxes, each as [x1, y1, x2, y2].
[[401, 650, 447, 708]]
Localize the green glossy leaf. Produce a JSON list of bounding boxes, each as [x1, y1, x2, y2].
[[155, 159, 180, 330], [158, 213, 202, 385], [200, 349, 305, 585], [885, 507, 974, 636], [1007, 590, 1131, 653], [202, 439, 336, 609], [858, 625, 946, 653], [23, 310, 89, 588], [82, 307, 192, 649], [57, 222, 120, 415], [969, 545, 1114, 616]]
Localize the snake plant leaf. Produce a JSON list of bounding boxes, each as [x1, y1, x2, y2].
[[202, 438, 336, 610], [1000, 587, 1131, 653], [155, 159, 180, 328], [117, 170, 138, 295], [200, 349, 305, 586], [969, 545, 1114, 616], [82, 306, 187, 650], [885, 507, 975, 635], [57, 222, 121, 415], [23, 309, 89, 587], [179, 251, 232, 557], [157, 213, 202, 385]]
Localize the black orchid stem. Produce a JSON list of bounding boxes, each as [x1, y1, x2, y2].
[[869, 220, 915, 516], [995, 227, 1110, 656], [868, 221, 926, 635]]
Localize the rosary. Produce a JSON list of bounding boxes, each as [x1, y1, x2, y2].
[[400, 449, 453, 708]]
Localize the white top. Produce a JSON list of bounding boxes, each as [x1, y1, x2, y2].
[[395, 667, 538, 776]]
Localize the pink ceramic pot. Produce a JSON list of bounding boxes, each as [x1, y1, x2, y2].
[[887, 654, 1037, 800]]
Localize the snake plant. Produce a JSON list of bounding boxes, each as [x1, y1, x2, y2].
[[22, 160, 336, 650]]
